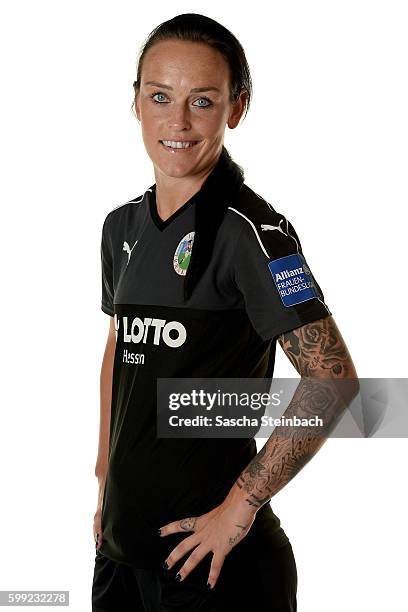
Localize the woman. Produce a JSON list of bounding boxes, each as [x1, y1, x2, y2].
[[92, 13, 357, 612]]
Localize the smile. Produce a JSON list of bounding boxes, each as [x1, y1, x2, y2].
[[160, 140, 201, 151]]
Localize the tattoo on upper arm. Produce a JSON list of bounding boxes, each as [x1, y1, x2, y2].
[[277, 315, 356, 378]]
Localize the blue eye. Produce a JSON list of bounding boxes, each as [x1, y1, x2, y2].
[[151, 92, 168, 103], [193, 97, 212, 108]]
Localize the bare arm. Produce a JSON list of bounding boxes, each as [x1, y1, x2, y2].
[[227, 315, 360, 510], [94, 316, 116, 543]]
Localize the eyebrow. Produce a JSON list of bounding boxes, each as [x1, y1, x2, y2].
[[144, 80, 221, 93]]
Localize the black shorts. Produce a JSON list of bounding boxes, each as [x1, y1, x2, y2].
[[91, 539, 297, 611]]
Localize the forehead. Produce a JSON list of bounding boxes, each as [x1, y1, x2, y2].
[[141, 40, 230, 88]]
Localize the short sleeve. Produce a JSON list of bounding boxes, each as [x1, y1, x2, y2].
[[233, 211, 332, 341], [100, 215, 114, 316]]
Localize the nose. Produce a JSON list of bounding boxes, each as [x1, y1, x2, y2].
[[167, 101, 192, 131]]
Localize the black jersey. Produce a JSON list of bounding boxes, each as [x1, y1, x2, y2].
[[99, 153, 332, 569]]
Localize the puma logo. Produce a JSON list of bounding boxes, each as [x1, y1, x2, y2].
[[260, 220, 288, 236], [261, 218, 300, 251], [123, 240, 138, 264]]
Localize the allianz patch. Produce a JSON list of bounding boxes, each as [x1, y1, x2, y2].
[[268, 253, 319, 307]]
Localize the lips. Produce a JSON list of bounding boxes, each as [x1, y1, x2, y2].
[[159, 139, 202, 151]]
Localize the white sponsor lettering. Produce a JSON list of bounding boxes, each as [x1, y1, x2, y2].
[[122, 316, 187, 348], [275, 266, 305, 282]]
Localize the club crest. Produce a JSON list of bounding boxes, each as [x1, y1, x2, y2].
[[173, 232, 195, 276]]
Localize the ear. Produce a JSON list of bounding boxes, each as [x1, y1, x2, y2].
[[227, 89, 248, 129]]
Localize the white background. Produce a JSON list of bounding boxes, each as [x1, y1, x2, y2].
[[0, 1, 407, 610]]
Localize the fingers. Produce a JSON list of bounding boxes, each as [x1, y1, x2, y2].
[[207, 551, 226, 589], [162, 532, 200, 570], [169, 547, 226, 589], [159, 516, 199, 536], [94, 513, 102, 551], [171, 545, 211, 583]]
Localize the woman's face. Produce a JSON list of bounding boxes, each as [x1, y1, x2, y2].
[[135, 40, 246, 180]]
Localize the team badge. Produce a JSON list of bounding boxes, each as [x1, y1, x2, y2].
[[268, 253, 319, 307], [173, 232, 195, 276]]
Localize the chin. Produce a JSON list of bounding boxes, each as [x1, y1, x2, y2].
[[157, 164, 196, 179], [156, 154, 202, 177]]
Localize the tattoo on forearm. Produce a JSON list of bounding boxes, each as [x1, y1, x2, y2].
[[236, 316, 358, 510]]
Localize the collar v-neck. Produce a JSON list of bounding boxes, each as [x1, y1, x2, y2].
[[149, 184, 197, 232]]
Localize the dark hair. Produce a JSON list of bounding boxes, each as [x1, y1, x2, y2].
[[131, 13, 252, 119]]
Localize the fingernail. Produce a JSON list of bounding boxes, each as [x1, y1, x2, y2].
[[175, 573, 181, 582], [157, 528, 162, 536], [207, 582, 212, 590], [161, 561, 169, 570]]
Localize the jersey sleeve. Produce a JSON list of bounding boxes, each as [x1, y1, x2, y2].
[[232, 211, 332, 341], [100, 215, 115, 316]]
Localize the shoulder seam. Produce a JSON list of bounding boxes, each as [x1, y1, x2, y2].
[[112, 190, 146, 211], [228, 189, 300, 255], [227, 206, 270, 258], [104, 188, 151, 223]]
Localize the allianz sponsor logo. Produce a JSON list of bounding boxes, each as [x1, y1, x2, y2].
[[115, 315, 187, 348], [274, 265, 307, 282]]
